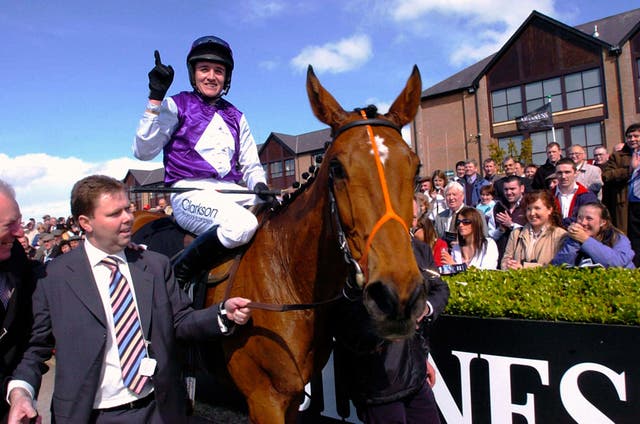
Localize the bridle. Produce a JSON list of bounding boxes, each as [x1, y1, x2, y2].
[[329, 110, 410, 295], [223, 110, 411, 310]]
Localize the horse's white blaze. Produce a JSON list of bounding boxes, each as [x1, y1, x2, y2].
[[370, 135, 389, 165]]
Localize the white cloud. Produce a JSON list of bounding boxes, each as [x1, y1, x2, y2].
[[291, 34, 373, 74], [0, 153, 161, 221], [259, 59, 279, 71], [388, 0, 557, 65], [244, 0, 286, 20]]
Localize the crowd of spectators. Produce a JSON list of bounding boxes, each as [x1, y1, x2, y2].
[[413, 123, 640, 271], [19, 196, 173, 264], [19, 215, 84, 263]]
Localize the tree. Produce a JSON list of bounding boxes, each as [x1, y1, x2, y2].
[[488, 137, 533, 172]]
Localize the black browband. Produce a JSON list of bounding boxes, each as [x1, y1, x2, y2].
[[332, 118, 402, 139]]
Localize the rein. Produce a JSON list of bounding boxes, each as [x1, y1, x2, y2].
[[222, 112, 408, 311]]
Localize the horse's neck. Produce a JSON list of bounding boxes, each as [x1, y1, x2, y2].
[[257, 186, 347, 300]]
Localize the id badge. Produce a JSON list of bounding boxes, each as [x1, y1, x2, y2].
[[139, 358, 157, 376]]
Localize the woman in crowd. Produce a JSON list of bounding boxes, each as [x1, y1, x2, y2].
[[428, 170, 448, 220], [413, 207, 448, 267], [551, 202, 635, 268], [441, 207, 498, 270], [502, 190, 567, 269], [414, 192, 430, 217]]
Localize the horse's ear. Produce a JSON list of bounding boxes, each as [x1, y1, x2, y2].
[[306, 65, 349, 130], [384, 65, 422, 128]]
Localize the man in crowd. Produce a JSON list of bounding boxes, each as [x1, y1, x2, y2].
[[0, 180, 42, 421], [567, 144, 602, 199], [533, 142, 563, 189], [628, 127, 640, 267], [494, 156, 531, 204], [463, 159, 490, 207], [482, 158, 500, 184], [554, 158, 597, 228], [17, 236, 36, 260], [593, 145, 616, 221], [592, 146, 610, 168], [33, 233, 55, 263], [453, 161, 466, 183], [514, 160, 525, 178], [602, 124, 640, 233], [434, 182, 465, 243], [7, 175, 253, 423], [524, 164, 538, 181], [489, 175, 527, 263], [22, 219, 37, 246]]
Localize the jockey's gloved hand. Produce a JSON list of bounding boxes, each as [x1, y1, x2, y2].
[[254, 183, 278, 207], [148, 50, 174, 101]]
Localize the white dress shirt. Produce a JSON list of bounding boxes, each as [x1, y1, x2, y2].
[[84, 239, 153, 408]]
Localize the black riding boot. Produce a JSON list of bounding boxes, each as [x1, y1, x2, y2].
[[173, 226, 239, 289]]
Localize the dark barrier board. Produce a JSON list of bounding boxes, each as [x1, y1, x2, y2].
[[430, 316, 639, 423]]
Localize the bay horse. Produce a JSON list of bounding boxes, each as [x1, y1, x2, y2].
[[206, 65, 427, 423]]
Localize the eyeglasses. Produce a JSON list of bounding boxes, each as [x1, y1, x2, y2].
[[455, 219, 473, 226]]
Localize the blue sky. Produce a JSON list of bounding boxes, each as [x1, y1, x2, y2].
[[0, 0, 635, 219]]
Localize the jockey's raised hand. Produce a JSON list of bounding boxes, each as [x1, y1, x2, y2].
[[148, 50, 174, 101]]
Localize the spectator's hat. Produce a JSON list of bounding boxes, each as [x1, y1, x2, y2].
[[545, 172, 558, 181], [40, 233, 54, 242], [52, 229, 63, 237]]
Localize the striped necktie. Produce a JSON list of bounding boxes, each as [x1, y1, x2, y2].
[[101, 256, 149, 394]]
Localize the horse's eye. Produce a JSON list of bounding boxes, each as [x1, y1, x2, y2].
[[329, 160, 347, 180]]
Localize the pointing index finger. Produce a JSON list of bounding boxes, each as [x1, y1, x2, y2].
[[154, 50, 162, 66]]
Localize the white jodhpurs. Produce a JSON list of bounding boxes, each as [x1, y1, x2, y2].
[[171, 179, 259, 248]]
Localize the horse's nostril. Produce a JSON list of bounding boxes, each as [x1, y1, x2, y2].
[[365, 281, 398, 317]]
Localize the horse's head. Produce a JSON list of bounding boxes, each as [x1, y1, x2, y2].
[[306, 65, 426, 339]]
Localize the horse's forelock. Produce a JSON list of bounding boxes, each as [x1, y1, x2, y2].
[[353, 105, 378, 119]]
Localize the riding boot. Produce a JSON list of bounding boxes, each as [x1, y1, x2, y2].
[[173, 226, 239, 289]]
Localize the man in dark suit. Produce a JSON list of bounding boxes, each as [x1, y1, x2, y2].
[[0, 180, 42, 421], [434, 182, 466, 243], [7, 175, 252, 423]]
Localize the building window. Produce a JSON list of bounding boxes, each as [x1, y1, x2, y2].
[[270, 161, 283, 178], [565, 68, 602, 110], [492, 87, 522, 122], [570, 122, 603, 159], [529, 130, 565, 165], [491, 68, 603, 124], [525, 77, 563, 112], [285, 159, 295, 177]]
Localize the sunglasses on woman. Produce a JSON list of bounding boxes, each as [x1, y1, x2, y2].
[[455, 218, 473, 226]]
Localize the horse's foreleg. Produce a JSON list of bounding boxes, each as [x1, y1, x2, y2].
[[227, 351, 305, 424]]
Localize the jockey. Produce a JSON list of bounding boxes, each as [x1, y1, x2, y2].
[[133, 35, 275, 287]]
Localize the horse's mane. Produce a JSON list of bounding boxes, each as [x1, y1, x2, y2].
[[258, 104, 380, 221]]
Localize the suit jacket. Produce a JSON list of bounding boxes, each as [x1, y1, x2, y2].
[[12, 245, 222, 423], [463, 175, 490, 207], [434, 208, 457, 240], [602, 145, 633, 232], [0, 242, 41, 419]]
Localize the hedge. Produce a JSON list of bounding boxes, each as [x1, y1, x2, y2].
[[441, 266, 640, 325]]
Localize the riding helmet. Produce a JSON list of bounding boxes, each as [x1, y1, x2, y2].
[[187, 35, 234, 95]]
